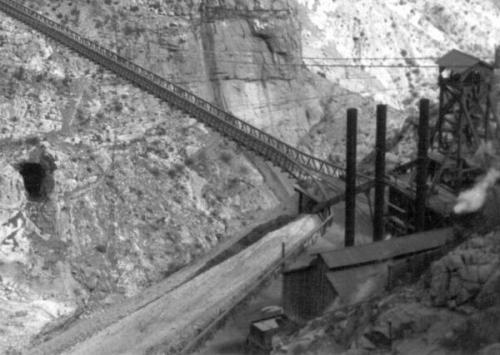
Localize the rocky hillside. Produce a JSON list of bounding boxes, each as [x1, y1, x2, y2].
[[297, 0, 500, 161], [1, 0, 500, 353], [272, 221, 500, 355], [0, 3, 286, 351], [20, 0, 410, 163], [297, 0, 500, 109]]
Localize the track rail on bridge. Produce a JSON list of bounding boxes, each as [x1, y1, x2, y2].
[[0, 0, 347, 187]]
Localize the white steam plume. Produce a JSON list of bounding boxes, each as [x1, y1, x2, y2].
[[453, 168, 500, 214]]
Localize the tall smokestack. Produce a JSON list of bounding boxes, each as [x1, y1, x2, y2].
[[373, 104, 387, 241], [492, 46, 500, 139], [415, 99, 430, 232], [345, 108, 357, 247]]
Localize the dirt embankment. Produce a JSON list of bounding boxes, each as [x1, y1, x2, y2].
[[29, 215, 322, 355]]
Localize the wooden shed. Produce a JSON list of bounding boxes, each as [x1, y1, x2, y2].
[[282, 228, 454, 322], [282, 255, 337, 322]]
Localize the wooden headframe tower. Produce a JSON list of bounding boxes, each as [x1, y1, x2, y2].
[[433, 49, 494, 190]]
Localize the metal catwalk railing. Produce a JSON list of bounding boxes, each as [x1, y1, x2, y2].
[[0, 0, 347, 187]]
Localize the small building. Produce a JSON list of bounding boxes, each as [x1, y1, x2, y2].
[[246, 312, 288, 352], [436, 49, 492, 82], [282, 255, 337, 322], [282, 228, 454, 322]]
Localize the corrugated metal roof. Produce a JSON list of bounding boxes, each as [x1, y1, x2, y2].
[[436, 49, 491, 73], [253, 318, 279, 332], [319, 228, 453, 270]]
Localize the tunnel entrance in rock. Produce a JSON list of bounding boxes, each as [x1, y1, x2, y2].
[[18, 162, 49, 201]]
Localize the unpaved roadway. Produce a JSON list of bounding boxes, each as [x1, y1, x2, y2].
[[31, 215, 321, 355]]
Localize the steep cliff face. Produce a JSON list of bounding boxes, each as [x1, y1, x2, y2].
[[23, 0, 328, 146], [27, 0, 389, 153], [0, 6, 284, 351]]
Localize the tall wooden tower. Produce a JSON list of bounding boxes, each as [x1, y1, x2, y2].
[[433, 49, 494, 190]]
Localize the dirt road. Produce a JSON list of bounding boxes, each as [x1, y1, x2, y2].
[[33, 215, 321, 355]]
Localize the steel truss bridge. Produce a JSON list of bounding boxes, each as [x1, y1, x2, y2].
[[0, 0, 353, 198]]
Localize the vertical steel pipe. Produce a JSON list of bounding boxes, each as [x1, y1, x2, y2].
[[415, 99, 430, 232], [345, 108, 358, 247], [493, 46, 500, 139], [373, 104, 387, 241]]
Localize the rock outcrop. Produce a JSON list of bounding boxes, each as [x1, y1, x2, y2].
[[430, 232, 500, 308]]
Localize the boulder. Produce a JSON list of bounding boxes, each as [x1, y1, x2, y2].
[[374, 302, 439, 340], [430, 240, 500, 307]]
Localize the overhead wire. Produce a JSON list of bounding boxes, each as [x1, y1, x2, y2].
[[129, 43, 447, 64], [112, 22, 492, 64], [225, 87, 414, 113], [173, 49, 442, 61], [125, 41, 442, 63], [151, 72, 440, 115], [214, 59, 446, 69]]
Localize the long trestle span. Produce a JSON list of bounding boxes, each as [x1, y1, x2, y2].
[[0, 0, 349, 193]]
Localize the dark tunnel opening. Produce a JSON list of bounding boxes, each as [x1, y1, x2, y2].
[[18, 162, 47, 201]]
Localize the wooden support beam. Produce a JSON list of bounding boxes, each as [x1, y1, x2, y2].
[[460, 97, 481, 150], [312, 180, 376, 214]]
